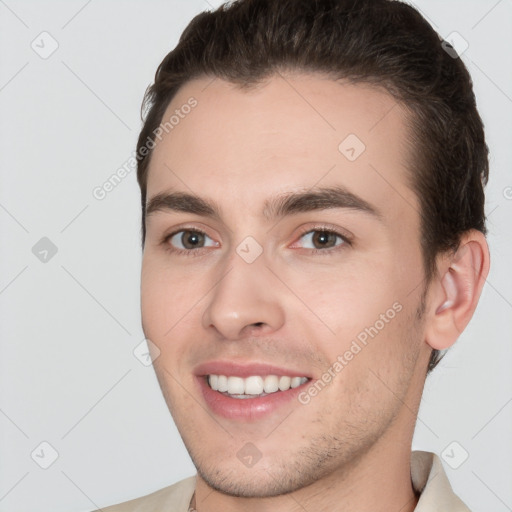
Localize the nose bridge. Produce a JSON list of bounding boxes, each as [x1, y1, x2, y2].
[[201, 243, 285, 339]]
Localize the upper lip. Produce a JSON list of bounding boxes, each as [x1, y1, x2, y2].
[[194, 360, 312, 378]]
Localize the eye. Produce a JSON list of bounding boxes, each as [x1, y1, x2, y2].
[[165, 229, 218, 252], [295, 228, 349, 252]]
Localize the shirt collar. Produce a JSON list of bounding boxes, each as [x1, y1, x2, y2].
[[411, 450, 471, 511]]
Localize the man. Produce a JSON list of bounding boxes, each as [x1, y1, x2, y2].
[[100, 0, 490, 510]]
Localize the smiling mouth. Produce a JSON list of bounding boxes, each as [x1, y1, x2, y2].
[[206, 374, 310, 399]]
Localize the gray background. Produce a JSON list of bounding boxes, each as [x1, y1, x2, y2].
[[0, 0, 511, 510]]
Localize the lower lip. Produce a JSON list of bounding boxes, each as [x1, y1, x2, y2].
[[196, 376, 310, 421]]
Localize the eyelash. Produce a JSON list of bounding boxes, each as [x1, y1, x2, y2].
[[160, 224, 352, 257], [294, 224, 352, 255]]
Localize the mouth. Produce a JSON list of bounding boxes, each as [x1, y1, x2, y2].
[[194, 361, 313, 421], [207, 374, 310, 399]]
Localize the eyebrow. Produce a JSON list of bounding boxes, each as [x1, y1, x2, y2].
[[145, 185, 382, 223]]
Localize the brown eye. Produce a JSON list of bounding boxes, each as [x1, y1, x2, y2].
[[299, 230, 345, 250], [311, 231, 338, 249], [168, 230, 217, 251], [181, 231, 205, 249]]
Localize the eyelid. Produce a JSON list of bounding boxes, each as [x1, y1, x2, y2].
[[160, 225, 219, 255], [291, 223, 354, 246], [162, 224, 216, 242]]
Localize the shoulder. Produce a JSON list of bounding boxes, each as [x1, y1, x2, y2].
[[97, 475, 196, 512], [412, 450, 472, 511]]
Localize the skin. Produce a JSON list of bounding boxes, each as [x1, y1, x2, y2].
[[140, 73, 489, 512]]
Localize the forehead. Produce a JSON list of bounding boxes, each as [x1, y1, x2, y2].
[[146, 73, 419, 227]]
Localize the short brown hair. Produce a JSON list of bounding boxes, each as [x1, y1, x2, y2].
[[135, 0, 489, 373]]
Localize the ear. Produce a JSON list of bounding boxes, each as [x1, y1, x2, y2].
[[424, 230, 490, 351]]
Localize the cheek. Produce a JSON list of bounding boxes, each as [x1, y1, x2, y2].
[[285, 260, 418, 387], [140, 257, 197, 342], [307, 302, 420, 421], [287, 259, 402, 338]]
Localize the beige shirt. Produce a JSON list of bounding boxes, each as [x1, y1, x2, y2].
[[98, 450, 471, 511]]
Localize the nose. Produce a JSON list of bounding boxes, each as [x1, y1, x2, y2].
[[201, 250, 286, 340]]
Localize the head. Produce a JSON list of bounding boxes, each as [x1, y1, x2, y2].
[[137, 0, 490, 499]]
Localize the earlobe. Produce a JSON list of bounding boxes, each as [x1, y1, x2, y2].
[[425, 231, 490, 351]]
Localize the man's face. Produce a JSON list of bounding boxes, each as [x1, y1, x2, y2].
[[141, 74, 433, 497]]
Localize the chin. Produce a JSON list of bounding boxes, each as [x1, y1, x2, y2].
[[196, 464, 307, 498], [189, 443, 339, 499]]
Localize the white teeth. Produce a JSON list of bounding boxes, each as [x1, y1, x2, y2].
[[227, 376, 245, 395], [278, 376, 291, 391], [245, 376, 264, 395], [207, 374, 308, 396], [263, 375, 279, 393], [208, 374, 219, 391], [217, 375, 228, 392], [290, 377, 302, 388]]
